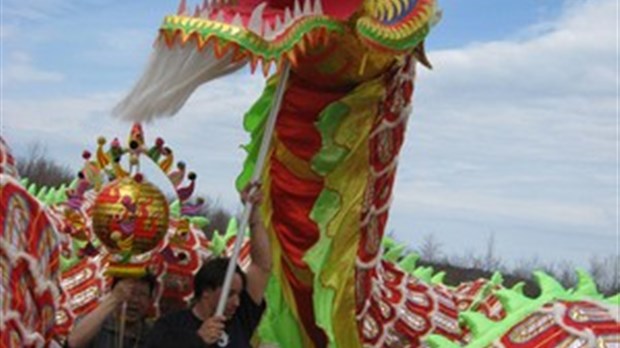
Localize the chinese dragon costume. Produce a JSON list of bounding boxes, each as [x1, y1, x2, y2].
[[1, 0, 618, 347]]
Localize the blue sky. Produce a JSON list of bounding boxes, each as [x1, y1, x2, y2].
[[1, 0, 618, 269]]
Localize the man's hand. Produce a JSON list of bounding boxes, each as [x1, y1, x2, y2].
[[241, 182, 263, 226], [241, 182, 263, 205], [67, 278, 138, 348], [197, 315, 226, 345], [241, 182, 263, 229]]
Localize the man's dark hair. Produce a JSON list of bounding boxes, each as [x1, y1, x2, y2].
[[111, 273, 157, 296], [194, 257, 246, 299]]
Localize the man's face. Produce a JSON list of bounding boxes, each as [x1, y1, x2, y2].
[[200, 273, 243, 320], [125, 281, 152, 322]]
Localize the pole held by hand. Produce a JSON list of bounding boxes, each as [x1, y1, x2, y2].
[[214, 61, 291, 320]]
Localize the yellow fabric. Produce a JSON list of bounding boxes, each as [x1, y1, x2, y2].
[[319, 77, 386, 348], [273, 136, 322, 182]]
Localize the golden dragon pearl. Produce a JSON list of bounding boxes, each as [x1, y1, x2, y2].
[[92, 177, 169, 255]]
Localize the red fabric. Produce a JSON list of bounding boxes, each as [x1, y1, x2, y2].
[[270, 158, 327, 346], [270, 157, 322, 267], [275, 74, 347, 162], [500, 326, 569, 348], [562, 301, 620, 337], [269, 73, 348, 268], [497, 300, 620, 347], [357, 211, 389, 263], [268, 76, 350, 346]]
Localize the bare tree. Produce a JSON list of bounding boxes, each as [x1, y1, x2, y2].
[[512, 255, 542, 280], [556, 260, 577, 289], [200, 197, 233, 238], [418, 233, 443, 263], [482, 232, 502, 271], [589, 254, 620, 295], [16, 142, 74, 187]]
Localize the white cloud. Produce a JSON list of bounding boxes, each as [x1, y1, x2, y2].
[[3, 51, 65, 83], [420, 0, 615, 98], [395, 182, 611, 230], [3, 71, 265, 210], [390, 0, 617, 253], [3, 93, 115, 132]]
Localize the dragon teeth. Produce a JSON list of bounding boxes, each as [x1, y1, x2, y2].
[[177, 0, 188, 16], [263, 22, 275, 39], [274, 15, 284, 31], [180, 0, 323, 41], [248, 2, 267, 35], [200, 7, 211, 18], [313, 0, 323, 15], [214, 9, 225, 22], [199, 0, 213, 18], [284, 7, 293, 25], [263, 15, 285, 40], [261, 0, 322, 41], [230, 13, 243, 27], [302, 0, 312, 15], [293, 0, 302, 18]]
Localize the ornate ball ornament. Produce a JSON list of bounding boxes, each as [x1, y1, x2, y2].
[[92, 176, 169, 256]]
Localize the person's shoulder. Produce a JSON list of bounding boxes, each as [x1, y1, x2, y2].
[[236, 290, 265, 323], [241, 289, 265, 309], [163, 308, 194, 319], [156, 308, 190, 323], [155, 308, 200, 327], [144, 308, 205, 348]]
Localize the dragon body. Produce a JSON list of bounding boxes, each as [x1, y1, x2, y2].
[[113, 1, 439, 346], [1, 135, 619, 347]]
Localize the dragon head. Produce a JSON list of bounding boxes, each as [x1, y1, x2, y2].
[[114, 0, 439, 121]]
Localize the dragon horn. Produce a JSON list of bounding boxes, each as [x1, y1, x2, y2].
[[168, 161, 187, 188], [176, 172, 196, 201], [159, 147, 174, 173], [413, 41, 432, 69], [96, 137, 110, 168]]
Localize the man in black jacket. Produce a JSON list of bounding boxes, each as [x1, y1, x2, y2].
[[145, 182, 271, 348], [66, 275, 156, 348]]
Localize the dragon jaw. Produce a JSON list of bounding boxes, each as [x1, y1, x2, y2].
[[182, 0, 326, 40], [179, 0, 366, 33]]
